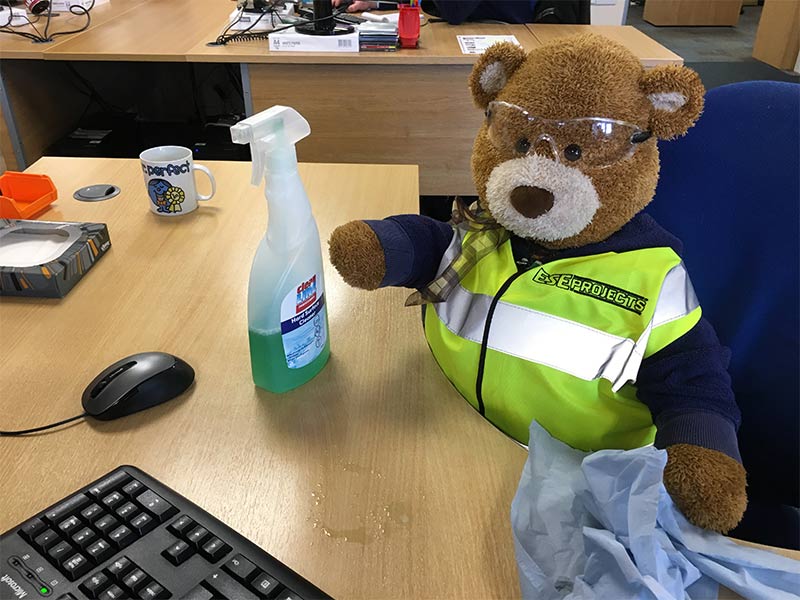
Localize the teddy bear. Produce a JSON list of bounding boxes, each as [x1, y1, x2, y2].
[[328, 34, 747, 534]]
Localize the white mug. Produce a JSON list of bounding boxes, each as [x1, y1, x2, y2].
[[139, 146, 216, 216]]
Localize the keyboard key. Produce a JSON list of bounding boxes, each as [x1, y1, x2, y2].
[[98, 584, 126, 600], [162, 540, 194, 565], [130, 513, 157, 536], [122, 568, 149, 592], [34, 528, 60, 551], [19, 518, 47, 542], [108, 525, 136, 549], [201, 537, 231, 562], [223, 554, 259, 582], [45, 493, 91, 526], [58, 515, 83, 536], [204, 570, 260, 600], [102, 491, 125, 510], [274, 591, 304, 600], [116, 502, 138, 522], [136, 490, 177, 522], [137, 582, 170, 600], [250, 572, 280, 597], [48, 540, 75, 565], [122, 479, 145, 497], [167, 514, 195, 537], [63, 553, 91, 580], [94, 514, 120, 534], [86, 539, 113, 563], [81, 572, 112, 598], [72, 526, 97, 549], [106, 556, 134, 578], [81, 503, 105, 522], [88, 471, 131, 499], [182, 586, 214, 600], [186, 526, 210, 548]]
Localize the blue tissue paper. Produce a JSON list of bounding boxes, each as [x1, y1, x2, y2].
[[511, 421, 800, 600]]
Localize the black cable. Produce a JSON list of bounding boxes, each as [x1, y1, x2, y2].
[[211, 6, 352, 46], [0, 7, 43, 41], [214, 5, 244, 44], [0, 413, 87, 437], [43, 0, 53, 40], [188, 63, 205, 125], [64, 62, 126, 114], [0, 0, 93, 42], [47, 0, 95, 40], [213, 6, 268, 45]]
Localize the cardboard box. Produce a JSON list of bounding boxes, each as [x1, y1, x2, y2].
[[0, 219, 111, 298], [269, 27, 359, 52]]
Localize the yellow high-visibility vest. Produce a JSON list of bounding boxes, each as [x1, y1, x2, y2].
[[424, 228, 701, 449]]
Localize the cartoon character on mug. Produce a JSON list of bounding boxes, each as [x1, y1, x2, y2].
[[148, 178, 186, 213]]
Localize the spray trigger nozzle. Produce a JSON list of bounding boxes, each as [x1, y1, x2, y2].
[[230, 105, 311, 186]]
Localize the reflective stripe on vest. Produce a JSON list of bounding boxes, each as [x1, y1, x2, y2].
[[430, 235, 698, 391]]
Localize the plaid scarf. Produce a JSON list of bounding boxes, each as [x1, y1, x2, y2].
[[405, 204, 510, 306]]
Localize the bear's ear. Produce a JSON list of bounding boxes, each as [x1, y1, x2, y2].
[[469, 43, 527, 109], [640, 65, 705, 140]]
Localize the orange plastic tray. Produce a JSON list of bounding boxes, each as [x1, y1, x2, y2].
[[0, 172, 58, 219]]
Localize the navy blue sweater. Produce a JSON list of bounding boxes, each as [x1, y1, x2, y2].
[[364, 212, 742, 462], [429, 0, 539, 24], [425, 0, 591, 25]]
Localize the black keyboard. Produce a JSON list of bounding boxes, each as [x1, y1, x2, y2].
[[335, 13, 367, 24], [0, 466, 332, 600]]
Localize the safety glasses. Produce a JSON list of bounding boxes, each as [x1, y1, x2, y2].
[[485, 101, 652, 168]]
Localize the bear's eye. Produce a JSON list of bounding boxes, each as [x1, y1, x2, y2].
[[515, 138, 531, 154], [564, 144, 582, 161]]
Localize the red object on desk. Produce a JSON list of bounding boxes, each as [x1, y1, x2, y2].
[[0, 172, 58, 219], [398, 4, 420, 49]]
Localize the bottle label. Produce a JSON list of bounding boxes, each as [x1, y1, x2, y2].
[[280, 273, 327, 369]]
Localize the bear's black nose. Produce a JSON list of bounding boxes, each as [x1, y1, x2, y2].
[[510, 185, 554, 219]]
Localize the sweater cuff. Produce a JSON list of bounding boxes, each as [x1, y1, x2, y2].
[[364, 219, 413, 287], [655, 411, 742, 464]]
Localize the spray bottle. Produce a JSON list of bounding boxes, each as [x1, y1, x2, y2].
[[231, 106, 330, 393]]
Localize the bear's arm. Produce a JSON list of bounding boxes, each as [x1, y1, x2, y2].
[[361, 215, 455, 288], [636, 317, 742, 463]]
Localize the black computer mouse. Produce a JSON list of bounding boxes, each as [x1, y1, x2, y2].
[[82, 352, 195, 421]]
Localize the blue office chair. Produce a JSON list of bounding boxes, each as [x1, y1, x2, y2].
[[647, 81, 800, 549]]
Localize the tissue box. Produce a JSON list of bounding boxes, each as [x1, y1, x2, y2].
[[0, 219, 111, 298]]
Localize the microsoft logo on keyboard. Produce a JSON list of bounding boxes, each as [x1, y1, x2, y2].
[[1, 574, 28, 599]]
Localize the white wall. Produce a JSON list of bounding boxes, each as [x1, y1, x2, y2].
[[590, 0, 628, 25]]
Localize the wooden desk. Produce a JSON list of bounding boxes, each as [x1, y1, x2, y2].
[[752, 0, 800, 71], [0, 157, 528, 599], [527, 24, 683, 68], [0, 0, 141, 59], [642, 0, 743, 26], [2, 157, 799, 598], [204, 23, 540, 197], [46, 0, 232, 62], [0, 0, 682, 196]]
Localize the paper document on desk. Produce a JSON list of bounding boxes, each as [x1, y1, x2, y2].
[[457, 35, 521, 55], [511, 421, 800, 600]]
